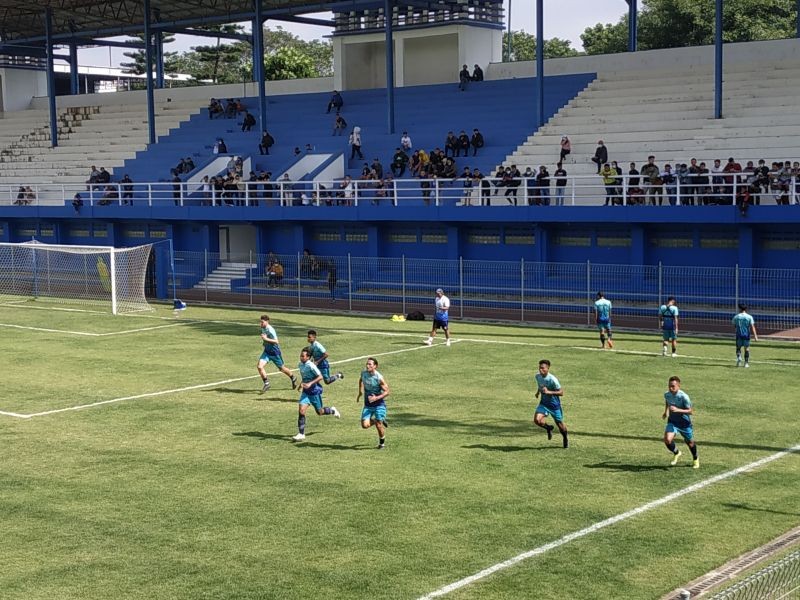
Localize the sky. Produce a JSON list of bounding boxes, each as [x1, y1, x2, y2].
[[76, 0, 628, 68]]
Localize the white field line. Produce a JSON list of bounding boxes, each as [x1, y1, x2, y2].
[[0, 301, 107, 314], [0, 321, 185, 337], [418, 443, 800, 600], [5, 339, 456, 420]]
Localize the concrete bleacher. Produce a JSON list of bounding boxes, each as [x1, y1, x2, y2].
[[507, 60, 800, 204], [117, 75, 596, 199], [0, 100, 202, 196]]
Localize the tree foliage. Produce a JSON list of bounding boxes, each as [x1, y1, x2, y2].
[[502, 31, 580, 61], [263, 46, 316, 80], [120, 32, 178, 77], [187, 25, 250, 84], [581, 0, 796, 55]]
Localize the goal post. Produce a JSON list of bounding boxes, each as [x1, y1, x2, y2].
[[0, 241, 154, 314]]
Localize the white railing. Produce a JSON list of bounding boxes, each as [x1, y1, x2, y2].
[[0, 174, 798, 208]]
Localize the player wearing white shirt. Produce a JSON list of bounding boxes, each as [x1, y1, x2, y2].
[[425, 288, 451, 347]]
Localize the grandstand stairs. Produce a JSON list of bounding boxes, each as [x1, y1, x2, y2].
[[507, 60, 800, 204], [0, 100, 202, 189], [193, 261, 257, 291], [117, 75, 596, 198]]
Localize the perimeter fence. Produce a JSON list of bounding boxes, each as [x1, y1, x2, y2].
[[168, 252, 800, 335], [705, 548, 800, 599]]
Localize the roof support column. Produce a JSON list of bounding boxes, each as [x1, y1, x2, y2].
[[143, 0, 157, 145], [796, 0, 800, 37], [253, 0, 267, 132], [385, 0, 395, 135], [536, 0, 544, 128], [44, 8, 58, 147], [155, 33, 165, 88], [627, 0, 638, 52], [69, 42, 79, 95], [714, 0, 723, 119]]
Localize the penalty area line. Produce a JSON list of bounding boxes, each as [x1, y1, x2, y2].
[[418, 442, 800, 599], [5, 337, 453, 420]]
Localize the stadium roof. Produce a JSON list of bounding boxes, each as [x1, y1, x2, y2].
[[0, 0, 491, 44]]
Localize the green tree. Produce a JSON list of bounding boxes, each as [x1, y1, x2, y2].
[[581, 0, 796, 55], [263, 46, 316, 80], [262, 26, 333, 76], [502, 30, 581, 61], [187, 25, 250, 84], [120, 32, 179, 79]]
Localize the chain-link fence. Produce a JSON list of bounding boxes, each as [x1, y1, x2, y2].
[[706, 548, 800, 599], [168, 252, 800, 335]]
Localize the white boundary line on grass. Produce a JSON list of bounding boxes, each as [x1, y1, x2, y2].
[[0, 321, 185, 337], [418, 442, 800, 600], [4, 340, 457, 419]]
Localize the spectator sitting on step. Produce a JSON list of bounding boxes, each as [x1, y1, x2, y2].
[[391, 147, 409, 177], [370, 157, 384, 180], [241, 111, 256, 132], [235, 99, 246, 114], [326, 90, 343, 114], [97, 167, 111, 184], [301, 249, 321, 278], [333, 112, 347, 136], [470, 128, 484, 157], [560, 135, 571, 162], [409, 151, 422, 176], [213, 138, 227, 154], [359, 163, 373, 181], [224, 99, 237, 118], [536, 165, 551, 206], [86, 165, 100, 189], [72, 193, 83, 213], [400, 131, 412, 151], [184, 157, 195, 172], [208, 98, 224, 119], [98, 185, 118, 206], [14, 186, 28, 205], [266, 258, 284, 287], [456, 130, 470, 158], [339, 175, 354, 206], [305, 143, 314, 153], [458, 64, 470, 91], [444, 131, 458, 157], [442, 157, 458, 179], [471, 64, 484, 82]]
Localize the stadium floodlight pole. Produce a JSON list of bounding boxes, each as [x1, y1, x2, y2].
[[254, 0, 268, 132], [143, 0, 157, 145], [536, 0, 544, 128], [627, 0, 638, 52], [715, 0, 723, 119], [44, 8, 58, 148], [385, 0, 396, 135]]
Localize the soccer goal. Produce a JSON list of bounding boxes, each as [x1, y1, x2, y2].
[[0, 241, 154, 314]]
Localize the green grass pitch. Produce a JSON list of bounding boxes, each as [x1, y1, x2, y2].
[[0, 302, 798, 600]]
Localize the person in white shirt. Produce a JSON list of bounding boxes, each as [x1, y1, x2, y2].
[[425, 288, 451, 347], [400, 131, 412, 152]]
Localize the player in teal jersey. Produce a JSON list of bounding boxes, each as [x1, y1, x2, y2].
[[292, 348, 340, 442], [257, 315, 298, 392], [306, 330, 344, 384], [659, 297, 679, 357], [533, 359, 568, 448], [594, 291, 614, 349], [732, 304, 758, 368], [662, 375, 699, 468], [357, 357, 390, 449]]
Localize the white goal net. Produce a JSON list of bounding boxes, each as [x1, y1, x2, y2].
[[0, 241, 154, 314]]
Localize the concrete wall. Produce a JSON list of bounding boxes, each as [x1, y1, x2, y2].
[[28, 76, 334, 110], [0, 68, 47, 111], [334, 24, 501, 90], [487, 37, 800, 79]]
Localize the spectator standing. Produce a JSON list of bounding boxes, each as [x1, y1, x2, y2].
[[258, 130, 275, 155], [560, 135, 571, 162], [591, 140, 608, 174], [349, 126, 364, 160], [554, 162, 567, 206], [72, 193, 83, 213], [458, 64, 471, 91], [722, 157, 742, 205], [600, 163, 617, 206], [120, 174, 134, 205], [537, 165, 551, 206], [641, 155, 661, 206], [662, 164, 677, 206], [326, 90, 344, 114], [628, 162, 642, 205]]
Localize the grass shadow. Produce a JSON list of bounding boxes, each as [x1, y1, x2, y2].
[[721, 502, 800, 517], [463, 443, 556, 452], [584, 461, 671, 472], [576, 430, 800, 454], [232, 431, 372, 451], [208, 388, 297, 402]]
